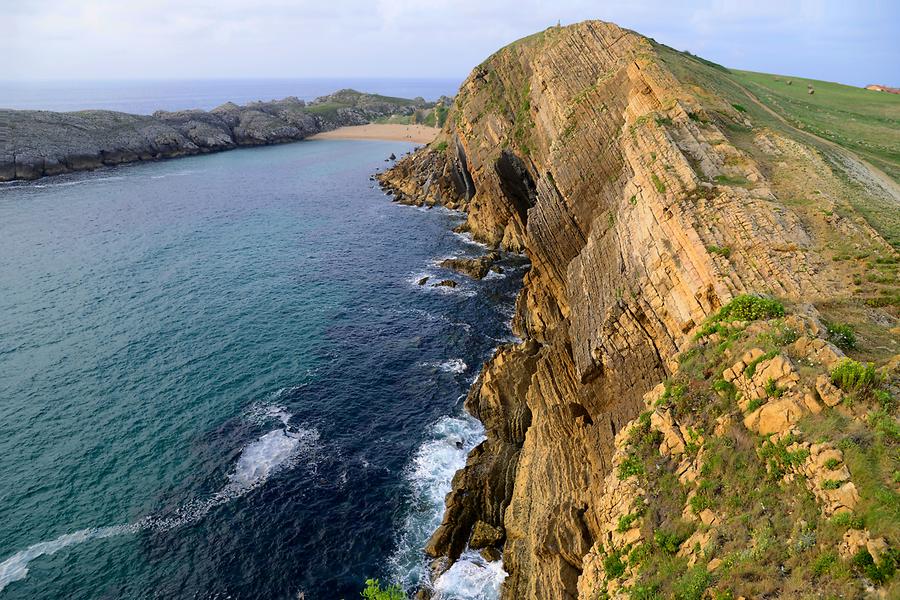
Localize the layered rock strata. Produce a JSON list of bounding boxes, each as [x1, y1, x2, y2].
[[378, 20, 895, 598]]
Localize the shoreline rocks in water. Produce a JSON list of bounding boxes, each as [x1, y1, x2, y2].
[[439, 251, 500, 280], [0, 89, 435, 182]]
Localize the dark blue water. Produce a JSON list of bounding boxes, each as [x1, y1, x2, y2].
[[0, 141, 523, 599], [0, 79, 460, 114]]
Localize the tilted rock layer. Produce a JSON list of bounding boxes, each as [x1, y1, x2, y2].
[[379, 20, 898, 599]]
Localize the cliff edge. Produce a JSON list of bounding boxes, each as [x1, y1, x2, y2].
[[380, 20, 899, 599]]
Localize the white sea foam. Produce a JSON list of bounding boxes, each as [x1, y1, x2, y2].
[[409, 272, 437, 287], [32, 176, 125, 189], [407, 274, 476, 297], [244, 401, 293, 426], [0, 524, 138, 591], [422, 359, 468, 374], [432, 550, 508, 600], [451, 231, 489, 249], [389, 414, 487, 593], [0, 406, 317, 593]]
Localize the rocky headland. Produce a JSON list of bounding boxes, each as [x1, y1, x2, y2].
[[0, 89, 434, 181], [380, 20, 899, 599]]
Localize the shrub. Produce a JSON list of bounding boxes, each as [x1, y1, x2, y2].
[[732, 103, 748, 113], [830, 359, 879, 394], [603, 550, 627, 579], [432, 141, 448, 154], [713, 174, 749, 186], [629, 583, 661, 600], [673, 565, 711, 600], [618, 455, 645, 480], [629, 543, 651, 566], [829, 512, 865, 529], [718, 295, 785, 321], [658, 382, 685, 407], [824, 458, 841, 470], [811, 551, 838, 577], [361, 579, 406, 600], [707, 245, 732, 258], [745, 398, 765, 413], [824, 321, 857, 351], [654, 526, 692, 554], [764, 378, 784, 398], [874, 389, 897, 412], [651, 174, 666, 193], [850, 548, 897, 584], [759, 435, 809, 479], [689, 479, 717, 513], [712, 379, 736, 399], [822, 479, 842, 490], [617, 512, 641, 532]]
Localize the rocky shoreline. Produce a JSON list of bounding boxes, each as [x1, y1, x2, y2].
[[379, 20, 899, 600], [0, 89, 435, 182]]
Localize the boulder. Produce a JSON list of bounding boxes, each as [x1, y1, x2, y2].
[[469, 520, 504, 549]]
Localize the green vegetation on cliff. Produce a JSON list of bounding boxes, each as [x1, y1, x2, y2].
[[599, 307, 899, 599], [379, 20, 899, 599], [360, 579, 407, 600]]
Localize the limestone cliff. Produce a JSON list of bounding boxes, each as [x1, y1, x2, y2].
[[380, 20, 899, 599], [0, 90, 430, 181]]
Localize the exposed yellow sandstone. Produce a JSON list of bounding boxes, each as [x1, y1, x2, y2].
[[379, 19, 897, 599]]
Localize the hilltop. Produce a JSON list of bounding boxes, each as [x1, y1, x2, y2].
[[379, 20, 899, 599]]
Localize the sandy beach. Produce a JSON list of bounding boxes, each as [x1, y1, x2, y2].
[[308, 123, 439, 144]]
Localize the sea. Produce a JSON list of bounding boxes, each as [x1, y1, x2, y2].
[[0, 80, 525, 600], [0, 78, 460, 114]]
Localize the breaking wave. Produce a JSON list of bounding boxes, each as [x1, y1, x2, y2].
[[389, 414, 484, 589], [0, 405, 317, 593], [433, 550, 508, 600], [422, 359, 468, 374]]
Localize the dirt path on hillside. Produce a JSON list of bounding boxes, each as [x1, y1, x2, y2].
[[734, 81, 900, 206]]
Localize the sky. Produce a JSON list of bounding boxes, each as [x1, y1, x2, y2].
[[4, 0, 898, 87]]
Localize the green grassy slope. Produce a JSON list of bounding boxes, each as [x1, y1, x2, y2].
[[731, 70, 900, 185], [654, 45, 900, 250]]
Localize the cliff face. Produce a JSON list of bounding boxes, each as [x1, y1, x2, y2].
[[0, 90, 428, 181], [380, 21, 899, 599]]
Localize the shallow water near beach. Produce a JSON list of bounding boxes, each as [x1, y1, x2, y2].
[[0, 140, 526, 599]]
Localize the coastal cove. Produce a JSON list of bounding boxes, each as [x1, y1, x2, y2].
[[0, 139, 525, 599]]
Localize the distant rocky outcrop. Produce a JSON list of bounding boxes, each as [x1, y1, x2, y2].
[[0, 89, 431, 181]]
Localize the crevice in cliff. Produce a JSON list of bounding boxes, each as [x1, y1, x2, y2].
[[453, 139, 476, 201], [494, 149, 537, 224]]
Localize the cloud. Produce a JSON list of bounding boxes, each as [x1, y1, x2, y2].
[[2, 0, 897, 86]]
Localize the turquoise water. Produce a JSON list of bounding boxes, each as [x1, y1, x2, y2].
[[0, 141, 524, 598]]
